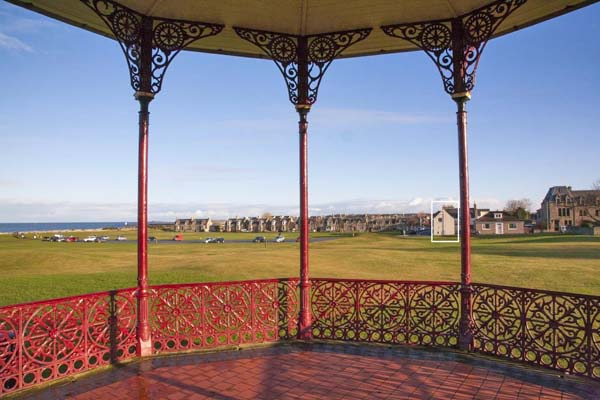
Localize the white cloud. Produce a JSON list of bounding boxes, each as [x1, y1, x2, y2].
[[0, 197, 506, 222], [0, 32, 32, 52], [197, 107, 450, 137], [0, 15, 56, 33]]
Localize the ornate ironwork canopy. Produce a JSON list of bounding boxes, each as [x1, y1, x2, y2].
[[7, 0, 597, 59]]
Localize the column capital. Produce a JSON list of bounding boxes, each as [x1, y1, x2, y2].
[[382, 0, 527, 98], [235, 27, 371, 107], [81, 0, 223, 96]]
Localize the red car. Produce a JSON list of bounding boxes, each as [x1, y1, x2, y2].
[[172, 234, 183, 241], [66, 236, 79, 242]]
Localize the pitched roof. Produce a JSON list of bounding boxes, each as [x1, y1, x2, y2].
[[477, 211, 523, 222]]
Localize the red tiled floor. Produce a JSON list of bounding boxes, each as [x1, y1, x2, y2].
[[14, 343, 600, 400]]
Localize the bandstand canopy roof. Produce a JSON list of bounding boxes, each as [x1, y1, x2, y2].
[[7, 0, 598, 59]]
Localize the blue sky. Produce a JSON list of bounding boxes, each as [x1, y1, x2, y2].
[[0, 2, 599, 222]]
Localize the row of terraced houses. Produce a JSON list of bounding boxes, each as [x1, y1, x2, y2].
[[173, 186, 600, 235], [174, 213, 430, 233]]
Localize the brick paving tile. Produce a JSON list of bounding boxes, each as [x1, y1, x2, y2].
[[12, 343, 600, 400]]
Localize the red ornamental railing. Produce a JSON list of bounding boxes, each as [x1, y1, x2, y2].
[[472, 283, 600, 380], [0, 289, 138, 396], [1, 279, 599, 396], [150, 279, 299, 354], [310, 279, 460, 346]]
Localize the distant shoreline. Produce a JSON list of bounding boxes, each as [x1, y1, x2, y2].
[[0, 227, 139, 235]]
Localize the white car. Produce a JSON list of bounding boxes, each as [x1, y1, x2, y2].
[[275, 236, 285, 243], [116, 235, 127, 241], [83, 236, 97, 242]]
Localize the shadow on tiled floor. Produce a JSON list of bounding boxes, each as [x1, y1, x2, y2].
[[15, 342, 600, 399]]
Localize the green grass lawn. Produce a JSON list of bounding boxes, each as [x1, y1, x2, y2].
[[0, 231, 599, 306]]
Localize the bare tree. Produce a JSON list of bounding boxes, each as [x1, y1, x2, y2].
[[592, 179, 600, 190], [505, 198, 532, 220], [505, 198, 532, 213]]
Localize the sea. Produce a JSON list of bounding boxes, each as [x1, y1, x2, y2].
[[0, 222, 137, 233]]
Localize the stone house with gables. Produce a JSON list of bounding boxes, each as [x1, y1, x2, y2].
[[224, 216, 296, 233], [174, 218, 212, 232], [432, 208, 458, 236], [537, 186, 600, 232]]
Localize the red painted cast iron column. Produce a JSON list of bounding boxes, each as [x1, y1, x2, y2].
[[452, 19, 474, 350], [297, 104, 312, 339], [454, 94, 474, 350], [136, 17, 154, 357], [296, 36, 312, 339]]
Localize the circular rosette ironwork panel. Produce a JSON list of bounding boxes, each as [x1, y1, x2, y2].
[[112, 9, 140, 44], [358, 283, 407, 343], [524, 294, 587, 366], [87, 293, 136, 356], [308, 37, 336, 63], [205, 285, 252, 336], [409, 285, 459, 345], [464, 12, 493, 44], [153, 22, 185, 52], [0, 310, 18, 378], [151, 288, 202, 337], [311, 281, 356, 340], [277, 280, 299, 339], [269, 36, 297, 63], [253, 282, 280, 341], [472, 287, 522, 355], [22, 303, 84, 366], [421, 23, 451, 52]]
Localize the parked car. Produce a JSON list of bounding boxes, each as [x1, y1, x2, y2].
[[100, 236, 110, 241], [116, 235, 127, 241], [148, 236, 158, 243], [50, 234, 65, 242], [94, 237, 106, 243], [203, 237, 215, 243], [253, 236, 266, 243], [83, 236, 97, 242], [214, 237, 225, 243], [172, 234, 183, 241], [42, 236, 51, 242], [275, 235, 285, 243], [66, 236, 79, 242]]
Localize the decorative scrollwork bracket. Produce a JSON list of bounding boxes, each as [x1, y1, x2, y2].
[[382, 0, 527, 100], [81, 0, 223, 97], [234, 27, 371, 109]]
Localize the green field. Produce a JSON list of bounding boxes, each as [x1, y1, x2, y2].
[[0, 230, 599, 306]]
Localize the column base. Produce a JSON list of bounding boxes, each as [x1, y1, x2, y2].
[[137, 337, 153, 357], [297, 324, 313, 340]]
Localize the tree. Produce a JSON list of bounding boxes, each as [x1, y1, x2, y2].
[[592, 179, 600, 190], [261, 212, 273, 219], [505, 198, 532, 213], [505, 199, 532, 220]]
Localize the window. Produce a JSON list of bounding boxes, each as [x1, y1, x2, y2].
[[567, 208, 570, 217], [596, 210, 600, 217], [494, 213, 502, 219], [483, 223, 491, 230], [508, 223, 517, 230], [580, 210, 584, 216], [558, 209, 563, 217]]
